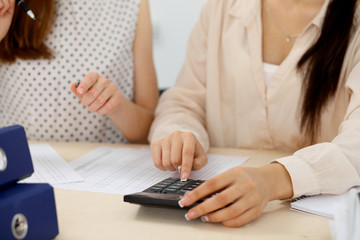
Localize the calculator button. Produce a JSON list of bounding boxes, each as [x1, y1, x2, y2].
[[179, 190, 190, 195], [149, 187, 163, 193], [163, 188, 177, 193]]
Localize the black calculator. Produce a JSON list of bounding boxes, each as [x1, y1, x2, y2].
[[124, 177, 205, 208]]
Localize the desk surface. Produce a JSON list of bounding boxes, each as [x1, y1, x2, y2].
[[36, 141, 331, 240]]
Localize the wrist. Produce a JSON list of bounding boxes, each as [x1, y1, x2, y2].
[[107, 92, 127, 118], [261, 163, 294, 201]]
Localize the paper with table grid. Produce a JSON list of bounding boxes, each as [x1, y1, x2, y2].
[[54, 146, 248, 195], [20, 144, 83, 185]]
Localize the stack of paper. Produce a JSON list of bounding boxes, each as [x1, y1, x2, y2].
[[330, 188, 360, 240], [290, 194, 343, 219], [290, 188, 360, 239]]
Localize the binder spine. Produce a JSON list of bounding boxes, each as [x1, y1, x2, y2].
[[0, 125, 34, 190], [0, 183, 59, 240]]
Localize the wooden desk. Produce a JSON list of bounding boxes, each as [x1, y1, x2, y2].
[[37, 142, 331, 240]]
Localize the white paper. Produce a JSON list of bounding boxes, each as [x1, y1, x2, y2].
[[330, 188, 360, 240], [290, 194, 342, 219], [20, 144, 83, 184], [290, 187, 360, 219], [54, 146, 248, 195]]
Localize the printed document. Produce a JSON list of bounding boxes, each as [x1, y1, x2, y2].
[[54, 146, 248, 195], [21, 144, 83, 184]]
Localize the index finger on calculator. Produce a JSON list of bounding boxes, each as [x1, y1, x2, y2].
[[180, 135, 196, 181], [77, 72, 100, 95]]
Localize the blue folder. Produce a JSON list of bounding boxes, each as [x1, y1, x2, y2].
[[0, 125, 58, 239], [0, 125, 34, 189], [0, 183, 59, 240]]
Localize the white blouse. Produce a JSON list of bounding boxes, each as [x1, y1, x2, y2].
[[263, 62, 279, 87], [0, 0, 141, 143]]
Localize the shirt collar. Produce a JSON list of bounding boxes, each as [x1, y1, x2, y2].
[[310, 0, 330, 29], [228, 0, 261, 26]]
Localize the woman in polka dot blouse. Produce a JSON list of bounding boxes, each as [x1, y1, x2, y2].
[[0, 0, 158, 143]]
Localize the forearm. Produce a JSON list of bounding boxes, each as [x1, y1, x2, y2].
[[107, 97, 154, 143]]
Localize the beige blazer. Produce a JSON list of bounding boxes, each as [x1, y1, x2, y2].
[[149, 0, 360, 198]]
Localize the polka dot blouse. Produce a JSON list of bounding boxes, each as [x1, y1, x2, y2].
[[0, 0, 141, 143]]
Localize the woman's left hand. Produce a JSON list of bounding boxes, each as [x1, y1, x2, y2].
[[71, 72, 124, 116], [179, 164, 293, 227]]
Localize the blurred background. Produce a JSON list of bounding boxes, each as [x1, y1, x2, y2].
[[149, 0, 207, 90]]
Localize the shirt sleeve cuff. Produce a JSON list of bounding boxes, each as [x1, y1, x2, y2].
[[274, 156, 321, 198], [149, 123, 210, 152]]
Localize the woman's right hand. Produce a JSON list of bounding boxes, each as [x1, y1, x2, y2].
[[0, 0, 15, 41], [151, 131, 208, 181]]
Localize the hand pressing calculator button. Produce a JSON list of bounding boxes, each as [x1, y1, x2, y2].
[[124, 178, 205, 208]]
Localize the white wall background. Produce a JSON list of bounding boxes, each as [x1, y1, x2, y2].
[[149, 0, 207, 89]]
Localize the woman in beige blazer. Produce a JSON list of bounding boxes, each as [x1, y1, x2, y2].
[[149, 0, 360, 227]]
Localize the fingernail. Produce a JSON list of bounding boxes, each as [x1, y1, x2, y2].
[[179, 196, 191, 206], [181, 172, 188, 182], [201, 215, 209, 223], [177, 166, 181, 173], [78, 88, 84, 95], [186, 210, 197, 220], [178, 200, 184, 208]]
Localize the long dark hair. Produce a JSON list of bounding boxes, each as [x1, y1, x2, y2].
[[297, 0, 357, 143], [0, 0, 56, 63]]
